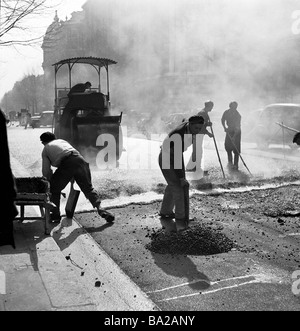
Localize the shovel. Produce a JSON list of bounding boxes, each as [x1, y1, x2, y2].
[[276, 122, 298, 133], [227, 133, 252, 176], [183, 184, 189, 223], [206, 116, 226, 179], [65, 179, 80, 218]]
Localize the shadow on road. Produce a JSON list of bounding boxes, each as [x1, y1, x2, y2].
[[52, 216, 114, 251], [150, 251, 211, 291]]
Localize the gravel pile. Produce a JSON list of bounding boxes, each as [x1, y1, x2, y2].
[[16, 177, 49, 193], [146, 223, 237, 255]]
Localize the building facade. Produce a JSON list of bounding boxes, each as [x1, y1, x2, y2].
[[41, 0, 300, 115]]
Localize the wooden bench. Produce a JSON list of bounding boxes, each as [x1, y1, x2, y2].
[[15, 192, 52, 235], [15, 178, 52, 235]]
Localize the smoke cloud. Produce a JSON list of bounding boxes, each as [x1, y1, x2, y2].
[[81, 0, 300, 138]]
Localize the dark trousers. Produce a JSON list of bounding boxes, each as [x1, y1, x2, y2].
[[50, 154, 100, 215], [227, 151, 239, 167], [158, 152, 187, 220], [225, 131, 241, 167]]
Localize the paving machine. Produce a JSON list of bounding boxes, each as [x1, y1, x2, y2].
[[52, 57, 123, 166]]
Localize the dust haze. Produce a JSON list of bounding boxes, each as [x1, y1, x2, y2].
[[103, 0, 298, 106], [61, 0, 300, 181], [50, 1, 300, 121], [7, 0, 300, 186]]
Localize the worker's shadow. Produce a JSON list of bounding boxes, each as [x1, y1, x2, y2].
[[52, 216, 113, 250], [150, 251, 211, 292], [1, 220, 50, 272], [156, 218, 211, 291]]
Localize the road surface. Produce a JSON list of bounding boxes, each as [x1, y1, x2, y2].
[[7, 124, 300, 311]]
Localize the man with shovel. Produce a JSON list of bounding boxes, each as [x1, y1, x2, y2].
[[159, 115, 204, 232], [221, 101, 242, 171], [40, 132, 114, 223]]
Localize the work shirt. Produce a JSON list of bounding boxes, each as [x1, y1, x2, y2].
[[41, 139, 79, 180], [221, 109, 241, 133], [160, 122, 195, 179]]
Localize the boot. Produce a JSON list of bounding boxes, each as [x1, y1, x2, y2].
[[227, 162, 233, 171], [97, 208, 115, 223], [175, 219, 189, 232]]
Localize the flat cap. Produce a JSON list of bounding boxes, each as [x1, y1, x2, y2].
[[204, 100, 214, 107], [189, 115, 204, 124]]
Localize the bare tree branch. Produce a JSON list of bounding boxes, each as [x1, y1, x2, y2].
[[0, 34, 44, 45], [0, 0, 54, 46]]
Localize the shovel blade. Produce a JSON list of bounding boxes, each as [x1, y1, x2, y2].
[[65, 186, 80, 218]]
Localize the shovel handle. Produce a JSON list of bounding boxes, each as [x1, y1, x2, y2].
[[210, 126, 226, 179], [183, 184, 189, 222]]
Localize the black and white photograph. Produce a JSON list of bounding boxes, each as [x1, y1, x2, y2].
[[0, 0, 300, 314]]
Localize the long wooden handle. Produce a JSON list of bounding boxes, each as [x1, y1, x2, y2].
[[276, 122, 298, 133], [210, 126, 226, 179]]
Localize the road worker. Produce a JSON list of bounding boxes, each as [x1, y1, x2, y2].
[[159, 115, 204, 232], [221, 101, 242, 171], [40, 132, 114, 223]]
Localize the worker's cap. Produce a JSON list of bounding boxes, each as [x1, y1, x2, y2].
[[293, 132, 300, 143], [229, 101, 238, 108], [204, 100, 214, 107], [188, 115, 204, 124], [40, 132, 56, 143]]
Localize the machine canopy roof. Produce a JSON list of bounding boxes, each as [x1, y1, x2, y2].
[[52, 57, 117, 68]]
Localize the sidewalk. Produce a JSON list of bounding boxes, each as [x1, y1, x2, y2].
[[0, 156, 158, 311]]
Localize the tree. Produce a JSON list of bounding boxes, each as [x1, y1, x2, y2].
[[0, 74, 49, 113], [0, 0, 52, 46]]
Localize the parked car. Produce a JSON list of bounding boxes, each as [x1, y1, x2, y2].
[[31, 111, 54, 128], [249, 103, 300, 148]]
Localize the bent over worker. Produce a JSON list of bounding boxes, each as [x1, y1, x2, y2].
[[221, 101, 242, 171], [60, 82, 92, 140], [40, 132, 114, 223], [68, 81, 92, 97], [159, 115, 204, 232]]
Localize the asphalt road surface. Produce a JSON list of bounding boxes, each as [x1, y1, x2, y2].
[[7, 123, 300, 311]]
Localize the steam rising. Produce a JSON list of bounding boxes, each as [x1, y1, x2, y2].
[[33, 0, 300, 134], [104, 0, 299, 112], [51, 0, 300, 184], [6, 0, 300, 193]]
